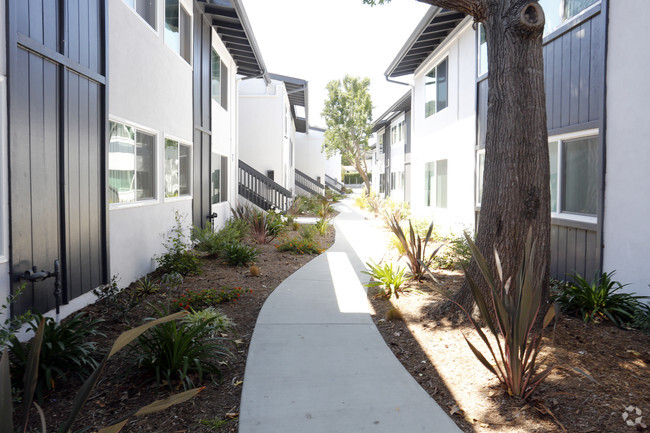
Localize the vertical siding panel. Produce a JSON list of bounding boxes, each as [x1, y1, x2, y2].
[[78, 77, 91, 296], [566, 228, 577, 276], [589, 13, 602, 121], [552, 39, 563, 129], [88, 83, 102, 288], [78, 0, 89, 68], [578, 21, 592, 124], [557, 226, 568, 279], [550, 224, 559, 278], [67, 0, 80, 63], [43, 0, 57, 51], [574, 229, 587, 277], [585, 231, 598, 279], [17, 0, 30, 36], [88, 1, 100, 73], [560, 34, 571, 128], [569, 27, 581, 125], [66, 72, 82, 299], [28, 0, 43, 43]]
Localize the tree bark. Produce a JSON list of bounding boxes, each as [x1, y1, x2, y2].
[[354, 157, 373, 196], [420, 0, 551, 316]]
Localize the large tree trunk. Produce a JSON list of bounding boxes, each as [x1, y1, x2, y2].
[[354, 158, 373, 196], [422, 0, 551, 315]]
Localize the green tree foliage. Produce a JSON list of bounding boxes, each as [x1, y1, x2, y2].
[[321, 75, 373, 194]]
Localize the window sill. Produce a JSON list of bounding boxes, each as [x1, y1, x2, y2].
[[164, 195, 193, 203], [551, 213, 597, 230], [109, 199, 159, 210]]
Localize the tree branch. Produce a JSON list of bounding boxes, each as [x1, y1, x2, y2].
[[416, 0, 486, 22]]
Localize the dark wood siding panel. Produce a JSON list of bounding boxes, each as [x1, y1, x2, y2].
[[550, 223, 598, 280], [543, 12, 603, 131], [88, 82, 103, 287], [67, 0, 80, 64]]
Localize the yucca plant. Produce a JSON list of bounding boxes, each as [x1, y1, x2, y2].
[[1, 312, 202, 433], [422, 228, 557, 400], [249, 211, 276, 244], [554, 271, 647, 327], [222, 243, 260, 267], [362, 260, 411, 299], [385, 213, 440, 280]]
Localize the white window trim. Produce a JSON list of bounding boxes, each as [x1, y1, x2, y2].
[[163, 1, 193, 65], [475, 149, 485, 208], [424, 56, 449, 118], [163, 134, 193, 202], [108, 117, 159, 209], [121, 0, 159, 35], [549, 128, 599, 224]]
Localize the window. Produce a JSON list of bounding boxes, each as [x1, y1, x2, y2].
[[378, 134, 384, 153], [108, 121, 155, 204], [164, 0, 191, 63], [379, 173, 385, 194], [425, 57, 448, 117], [211, 49, 228, 110], [476, 151, 485, 205], [164, 139, 191, 198], [478, 24, 488, 77], [124, 0, 156, 30], [391, 121, 406, 145], [211, 154, 228, 204], [539, 0, 599, 36], [549, 135, 598, 216], [425, 160, 447, 208]]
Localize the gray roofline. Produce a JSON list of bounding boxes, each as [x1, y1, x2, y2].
[[229, 0, 270, 84], [269, 73, 309, 132], [372, 90, 412, 132], [385, 6, 442, 78]]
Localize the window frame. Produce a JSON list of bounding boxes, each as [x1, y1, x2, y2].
[[477, 24, 488, 78], [108, 119, 158, 207], [424, 159, 448, 208], [164, 0, 192, 63], [123, 0, 157, 31], [548, 129, 599, 223], [424, 56, 449, 118], [164, 136, 193, 200], [475, 149, 486, 207], [211, 153, 229, 205], [211, 48, 228, 110]]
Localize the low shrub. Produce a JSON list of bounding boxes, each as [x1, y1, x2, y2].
[[192, 220, 248, 257], [632, 301, 650, 333], [275, 238, 322, 255], [9, 313, 103, 398], [223, 243, 260, 267], [362, 260, 410, 299], [134, 275, 159, 297], [156, 213, 201, 275], [299, 224, 318, 242], [183, 307, 234, 336], [131, 309, 231, 389], [172, 287, 251, 310], [432, 234, 472, 270], [384, 214, 440, 280], [354, 195, 367, 210], [0, 286, 34, 347], [315, 217, 330, 236], [249, 211, 276, 244], [554, 271, 647, 327]]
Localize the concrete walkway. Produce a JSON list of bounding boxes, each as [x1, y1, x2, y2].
[[238, 199, 461, 433]]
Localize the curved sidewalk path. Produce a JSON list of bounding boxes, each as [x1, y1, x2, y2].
[[238, 199, 461, 433]]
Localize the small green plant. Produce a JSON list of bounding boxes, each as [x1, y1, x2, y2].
[[249, 211, 275, 244], [135, 275, 159, 297], [223, 243, 260, 267], [1, 312, 202, 433], [385, 214, 440, 280], [362, 260, 410, 299], [433, 233, 472, 270], [9, 313, 103, 399], [422, 229, 558, 400], [192, 220, 247, 257], [173, 287, 250, 310], [354, 195, 367, 210], [156, 212, 202, 275], [230, 202, 253, 221], [0, 285, 34, 347], [267, 206, 289, 236], [92, 275, 140, 324], [275, 238, 322, 255], [288, 196, 307, 215], [184, 307, 234, 337], [199, 417, 230, 429], [299, 224, 318, 242], [315, 217, 330, 236], [554, 271, 647, 327], [632, 301, 650, 333], [131, 308, 231, 389]]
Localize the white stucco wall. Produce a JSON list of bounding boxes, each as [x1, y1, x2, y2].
[[296, 129, 326, 185], [325, 151, 342, 184], [602, 1, 650, 297], [238, 79, 295, 191], [0, 0, 9, 326], [108, 0, 195, 286], [410, 19, 477, 235]]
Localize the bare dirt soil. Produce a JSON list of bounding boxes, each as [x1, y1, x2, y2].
[[15, 224, 335, 433]]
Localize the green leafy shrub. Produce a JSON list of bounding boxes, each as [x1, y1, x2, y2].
[[267, 206, 289, 236], [184, 307, 234, 336], [9, 313, 103, 398], [299, 224, 318, 242], [385, 214, 440, 280], [222, 243, 260, 267], [315, 217, 330, 236], [632, 301, 650, 333], [433, 233, 472, 270], [131, 309, 231, 389], [354, 195, 367, 210], [0, 286, 34, 347], [135, 275, 159, 297], [249, 211, 276, 244], [275, 238, 322, 255], [192, 220, 247, 257], [156, 212, 201, 275], [288, 196, 308, 215], [554, 271, 647, 327], [362, 261, 410, 299], [172, 287, 250, 310], [423, 229, 558, 400]]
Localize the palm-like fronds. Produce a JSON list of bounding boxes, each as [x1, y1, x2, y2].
[[385, 213, 440, 280]]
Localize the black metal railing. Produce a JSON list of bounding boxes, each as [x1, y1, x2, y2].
[[238, 160, 292, 211], [325, 174, 344, 194], [295, 169, 326, 198]]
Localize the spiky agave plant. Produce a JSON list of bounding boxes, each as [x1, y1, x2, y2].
[[385, 213, 440, 281], [422, 228, 557, 400]]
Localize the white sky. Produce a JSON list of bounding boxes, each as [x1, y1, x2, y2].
[[240, 0, 431, 127]]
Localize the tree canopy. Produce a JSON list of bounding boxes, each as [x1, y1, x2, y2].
[[321, 75, 374, 193]]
